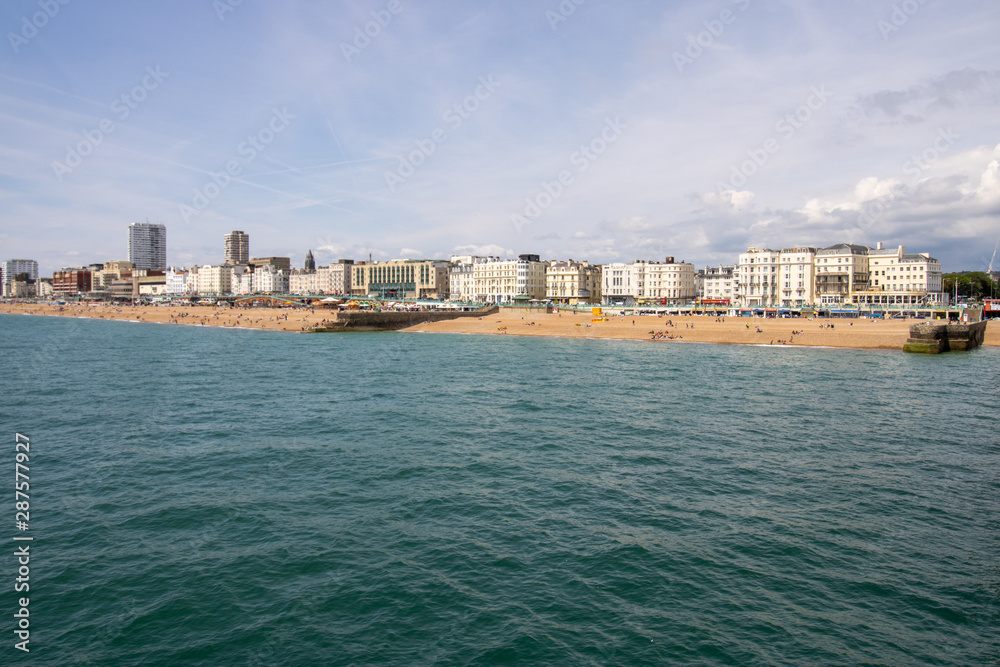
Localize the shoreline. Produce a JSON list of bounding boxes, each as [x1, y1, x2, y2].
[[4, 303, 998, 351], [402, 309, 1000, 350]]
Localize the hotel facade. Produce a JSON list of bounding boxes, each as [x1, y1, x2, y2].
[[601, 258, 696, 305], [352, 259, 450, 299], [851, 244, 945, 306], [546, 260, 602, 305]]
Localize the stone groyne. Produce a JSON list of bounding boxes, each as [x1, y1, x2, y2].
[[903, 320, 988, 353], [309, 306, 499, 332]]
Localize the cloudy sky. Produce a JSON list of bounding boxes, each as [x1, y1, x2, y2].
[[1, 0, 998, 276]]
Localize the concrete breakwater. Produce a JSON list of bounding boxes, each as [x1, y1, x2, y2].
[[903, 320, 988, 353], [308, 307, 499, 332]]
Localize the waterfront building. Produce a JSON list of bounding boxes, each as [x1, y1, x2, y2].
[[2, 260, 39, 295], [546, 260, 602, 304], [289, 269, 317, 295], [289, 251, 319, 294], [128, 222, 167, 271], [601, 258, 695, 305], [165, 268, 188, 295], [91, 261, 134, 291], [107, 278, 134, 300], [136, 275, 167, 296], [196, 265, 234, 295], [314, 260, 353, 295], [253, 265, 288, 294], [601, 262, 637, 305], [5, 277, 36, 298], [37, 279, 53, 298], [352, 259, 450, 299], [231, 268, 252, 295], [852, 243, 946, 307], [737, 247, 780, 308], [701, 265, 737, 303], [185, 266, 200, 294], [224, 231, 250, 265], [644, 258, 696, 304], [778, 246, 817, 307], [449, 255, 488, 302], [472, 255, 546, 303], [52, 269, 93, 297], [815, 243, 870, 306]]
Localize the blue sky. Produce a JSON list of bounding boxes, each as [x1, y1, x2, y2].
[[1, 0, 999, 276]]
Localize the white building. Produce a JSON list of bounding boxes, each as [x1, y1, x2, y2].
[[815, 243, 870, 306], [165, 268, 189, 295], [289, 270, 317, 294], [644, 258, 696, 304], [197, 265, 233, 295], [127, 222, 167, 271], [853, 243, 945, 307], [231, 270, 252, 295], [449, 255, 488, 302], [314, 260, 353, 295], [737, 247, 780, 308], [546, 260, 602, 304], [473, 255, 546, 303], [701, 265, 737, 303], [601, 258, 695, 305], [777, 246, 817, 307], [138, 282, 168, 297], [253, 265, 288, 294], [186, 266, 200, 294], [601, 262, 636, 304]]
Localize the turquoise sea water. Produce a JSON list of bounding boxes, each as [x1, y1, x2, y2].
[[2, 313, 999, 665]]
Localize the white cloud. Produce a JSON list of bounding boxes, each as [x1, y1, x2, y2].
[[451, 243, 510, 257]]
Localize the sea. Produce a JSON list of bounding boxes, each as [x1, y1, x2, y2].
[[2, 313, 998, 666]]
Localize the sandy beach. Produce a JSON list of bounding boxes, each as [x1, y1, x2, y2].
[[407, 309, 1000, 349], [3, 302, 998, 350], [0, 302, 333, 332]]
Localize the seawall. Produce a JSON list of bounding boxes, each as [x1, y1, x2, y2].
[[309, 307, 499, 332], [903, 320, 988, 353]]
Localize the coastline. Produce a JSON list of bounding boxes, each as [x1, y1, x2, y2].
[[3, 302, 998, 350], [402, 310, 977, 350]]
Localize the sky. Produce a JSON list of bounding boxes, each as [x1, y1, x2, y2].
[[1, 0, 999, 276]]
